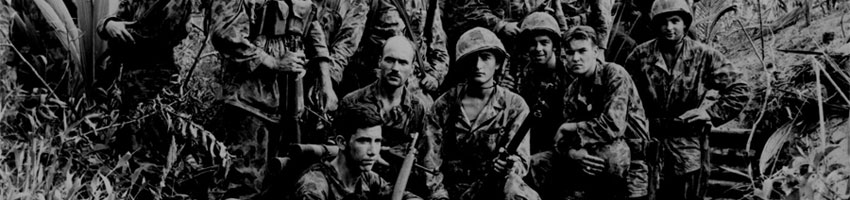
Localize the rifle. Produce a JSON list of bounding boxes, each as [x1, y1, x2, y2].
[[390, 0, 431, 81], [391, 132, 420, 200], [490, 117, 534, 176]]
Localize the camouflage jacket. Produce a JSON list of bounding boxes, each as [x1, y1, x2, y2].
[[625, 38, 750, 174], [561, 0, 613, 48], [339, 81, 446, 199], [443, 0, 545, 36], [557, 61, 649, 157], [210, 0, 330, 117], [515, 63, 571, 153], [426, 84, 531, 197], [314, 0, 369, 84], [354, 0, 449, 89], [293, 161, 422, 200], [97, 0, 192, 65]]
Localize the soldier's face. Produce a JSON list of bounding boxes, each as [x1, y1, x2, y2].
[[379, 43, 416, 88], [563, 39, 598, 77], [340, 125, 383, 172], [468, 51, 499, 86], [659, 15, 686, 42], [528, 35, 555, 66]]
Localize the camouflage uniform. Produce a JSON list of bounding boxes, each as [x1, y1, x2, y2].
[[530, 61, 649, 200], [293, 160, 422, 200], [97, 0, 192, 110], [209, 0, 330, 197], [339, 81, 447, 199], [426, 84, 539, 200], [561, 0, 613, 49], [314, 0, 369, 87], [302, 0, 370, 145], [9, 0, 83, 97], [625, 37, 750, 200], [515, 61, 570, 153], [345, 0, 449, 97]]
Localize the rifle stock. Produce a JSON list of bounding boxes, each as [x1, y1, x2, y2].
[[391, 132, 420, 200]]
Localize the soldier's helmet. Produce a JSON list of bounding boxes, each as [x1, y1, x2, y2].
[[455, 27, 509, 64], [650, 0, 693, 29], [520, 12, 560, 42]]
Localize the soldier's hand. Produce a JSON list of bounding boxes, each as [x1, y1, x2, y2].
[[568, 149, 605, 176], [321, 86, 338, 112], [502, 22, 520, 37], [420, 74, 439, 92], [493, 148, 522, 174], [276, 52, 307, 78], [678, 108, 710, 124], [105, 21, 136, 44], [499, 75, 516, 91]]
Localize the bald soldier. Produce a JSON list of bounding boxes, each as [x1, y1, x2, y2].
[[339, 36, 445, 199]]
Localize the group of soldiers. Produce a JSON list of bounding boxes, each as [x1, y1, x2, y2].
[[0, 0, 752, 199]]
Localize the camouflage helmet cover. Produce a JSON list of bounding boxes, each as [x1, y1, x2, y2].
[[520, 12, 560, 40], [650, 0, 693, 28], [455, 27, 509, 64]]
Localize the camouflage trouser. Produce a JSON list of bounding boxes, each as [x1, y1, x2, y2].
[[215, 105, 275, 199], [656, 168, 709, 200], [114, 65, 178, 110], [109, 63, 177, 153], [527, 139, 634, 200]]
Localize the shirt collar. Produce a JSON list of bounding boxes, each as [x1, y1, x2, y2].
[[364, 81, 415, 110]]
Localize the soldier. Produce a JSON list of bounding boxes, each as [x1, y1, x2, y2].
[[208, 0, 332, 198], [561, 0, 614, 53], [292, 102, 422, 200], [339, 36, 446, 199], [624, 0, 750, 199], [302, 0, 370, 145], [344, 0, 449, 99], [532, 25, 649, 200], [97, 0, 192, 110], [426, 27, 539, 200], [512, 12, 569, 153]]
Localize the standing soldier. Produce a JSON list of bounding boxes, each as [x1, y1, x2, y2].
[[339, 36, 446, 199], [426, 27, 539, 200], [302, 0, 370, 143], [97, 0, 192, 110], [512, 12, 568, 154], [94, 0, 192, 162], [624, 0, 750, 199], [344, 0, 449, 99], [561, 0, 614, 54], [209, 0, 332, 198]]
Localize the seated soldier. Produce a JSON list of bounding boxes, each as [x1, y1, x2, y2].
[[426, 27, 539, 200], [340, 35, 445, 199], [533, 25, 649, 200], [292, 102, 421, 200]]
